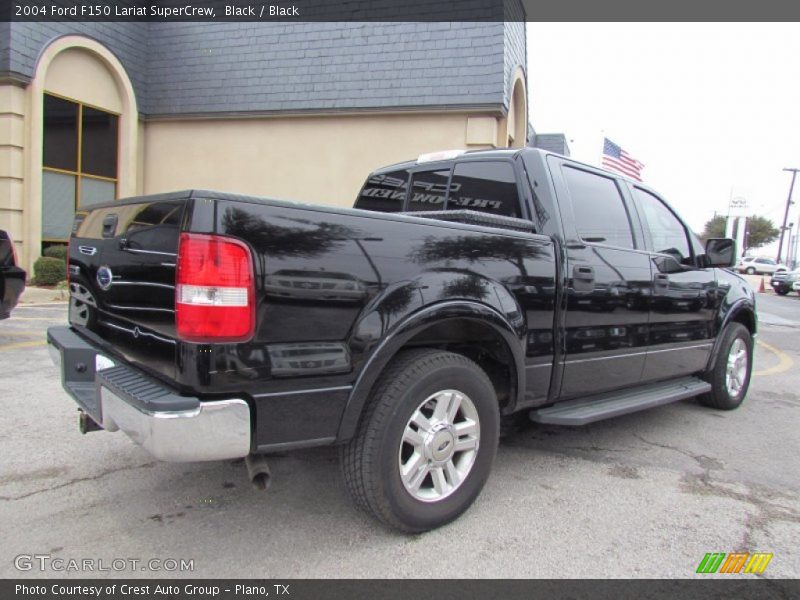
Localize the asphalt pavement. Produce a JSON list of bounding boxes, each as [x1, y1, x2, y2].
[[0, 292, 797, 579]]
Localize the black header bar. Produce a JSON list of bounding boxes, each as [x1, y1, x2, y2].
[[2, 0, 800, 22]]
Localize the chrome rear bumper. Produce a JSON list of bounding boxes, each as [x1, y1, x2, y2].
[[47, 326, 252, 462], [100, 389, 250, 462]]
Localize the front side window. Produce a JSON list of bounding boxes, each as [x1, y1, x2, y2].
[[42, 94, 118, 242], [562, 165, 634, 249], [633, 188, 692, 263], [354, 169, 409, 213], [447, 161, 522, 218], [407, 169, 450, 212]]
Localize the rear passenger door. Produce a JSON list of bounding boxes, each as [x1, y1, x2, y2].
[[549, 158, 652, 399]]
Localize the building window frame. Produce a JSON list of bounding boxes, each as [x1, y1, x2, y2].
[[41, 91, 120, 243]]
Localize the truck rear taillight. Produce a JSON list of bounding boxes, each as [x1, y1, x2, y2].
[[176, 233, 255, 343]]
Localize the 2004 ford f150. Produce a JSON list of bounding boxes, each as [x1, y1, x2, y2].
[[47, 148, 755, 532]]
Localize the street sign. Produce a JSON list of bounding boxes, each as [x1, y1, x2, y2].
[[728, 196, 749, 217]]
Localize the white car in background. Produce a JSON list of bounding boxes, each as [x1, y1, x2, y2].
[[736, 256, 788, 275]]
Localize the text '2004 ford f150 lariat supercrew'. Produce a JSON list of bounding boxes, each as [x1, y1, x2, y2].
[[48, 148, 754, 532]]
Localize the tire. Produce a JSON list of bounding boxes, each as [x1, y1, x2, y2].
[[340, 348, 500, 532], [745, 267, 756, 275], [776, 288, 789, 296], [699, 323, 753, 410]]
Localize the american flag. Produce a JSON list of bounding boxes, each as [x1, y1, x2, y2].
[[601, 138, 644, 182]]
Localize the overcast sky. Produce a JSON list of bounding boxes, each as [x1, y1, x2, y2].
[[526, 23, 800, 259]]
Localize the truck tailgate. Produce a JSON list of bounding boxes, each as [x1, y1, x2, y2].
[[68, 197, 186, 381]]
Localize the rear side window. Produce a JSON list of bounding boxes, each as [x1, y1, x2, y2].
[[354, 170, 409, 213], [447, 161, 522, 218], [562, 166, 634, 249], [407, 169, 450, 212], [74, 201, 183, 241], [124, 201, 183, 234], [633, 187, 692, 262]]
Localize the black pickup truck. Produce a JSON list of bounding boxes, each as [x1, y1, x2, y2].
[[48, 148, 755, 532]]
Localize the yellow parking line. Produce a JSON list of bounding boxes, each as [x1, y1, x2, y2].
[[9, 317, 66, 321], [754, 340, 794, 377], [0, 340, 46, 352], [0, 331, 44, 337]]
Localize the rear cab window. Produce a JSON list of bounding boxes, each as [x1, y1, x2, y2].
[[407, 169, 450, 212], [355, 159, 526, 220], [354, 169, 410, 213], [447, 161, 522, 218]]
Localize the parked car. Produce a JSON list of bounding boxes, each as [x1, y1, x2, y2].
[[0, 230, 25, 319], [736, 256, 787, 275], [770, 270, 800, 295], [48, 148, 756, 532]]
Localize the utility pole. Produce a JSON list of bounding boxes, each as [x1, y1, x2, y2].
[[777, 168, 799, 263]]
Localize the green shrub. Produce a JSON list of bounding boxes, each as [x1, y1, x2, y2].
[[43, 244, 69, 261], [33, 256, 66, 286]]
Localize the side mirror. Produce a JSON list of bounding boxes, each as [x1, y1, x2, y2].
[[704, 238, 736, 268], [653, 254, 686, 274]]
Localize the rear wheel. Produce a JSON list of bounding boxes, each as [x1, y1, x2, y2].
[[699, 323, 753, 410], [745, 267, 756, 275], [340, 349, 499, 532]]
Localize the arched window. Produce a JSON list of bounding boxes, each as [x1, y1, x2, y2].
[[25, 36, 138, 265], [42, 93, 119, 242]]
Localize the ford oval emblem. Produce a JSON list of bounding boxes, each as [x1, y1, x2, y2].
[[96, 266, 113, 290]]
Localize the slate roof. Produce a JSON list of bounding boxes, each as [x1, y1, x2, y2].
[[3, 17, 526, 117]]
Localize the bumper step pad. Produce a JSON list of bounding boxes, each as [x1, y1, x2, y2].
[[97, 365, 199, 414]]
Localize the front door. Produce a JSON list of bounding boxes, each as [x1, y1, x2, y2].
[[629, 186, 716, 381]]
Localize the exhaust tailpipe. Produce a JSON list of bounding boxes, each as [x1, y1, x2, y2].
[[245, 454, 272, 491]]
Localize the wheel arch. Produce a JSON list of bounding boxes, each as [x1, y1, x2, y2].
[[706, 300, 757, 373], [336, 301, 526, 442]]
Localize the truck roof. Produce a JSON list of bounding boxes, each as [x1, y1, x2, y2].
[[368, 147, 648, 188], [370, 147, 531, 175]]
